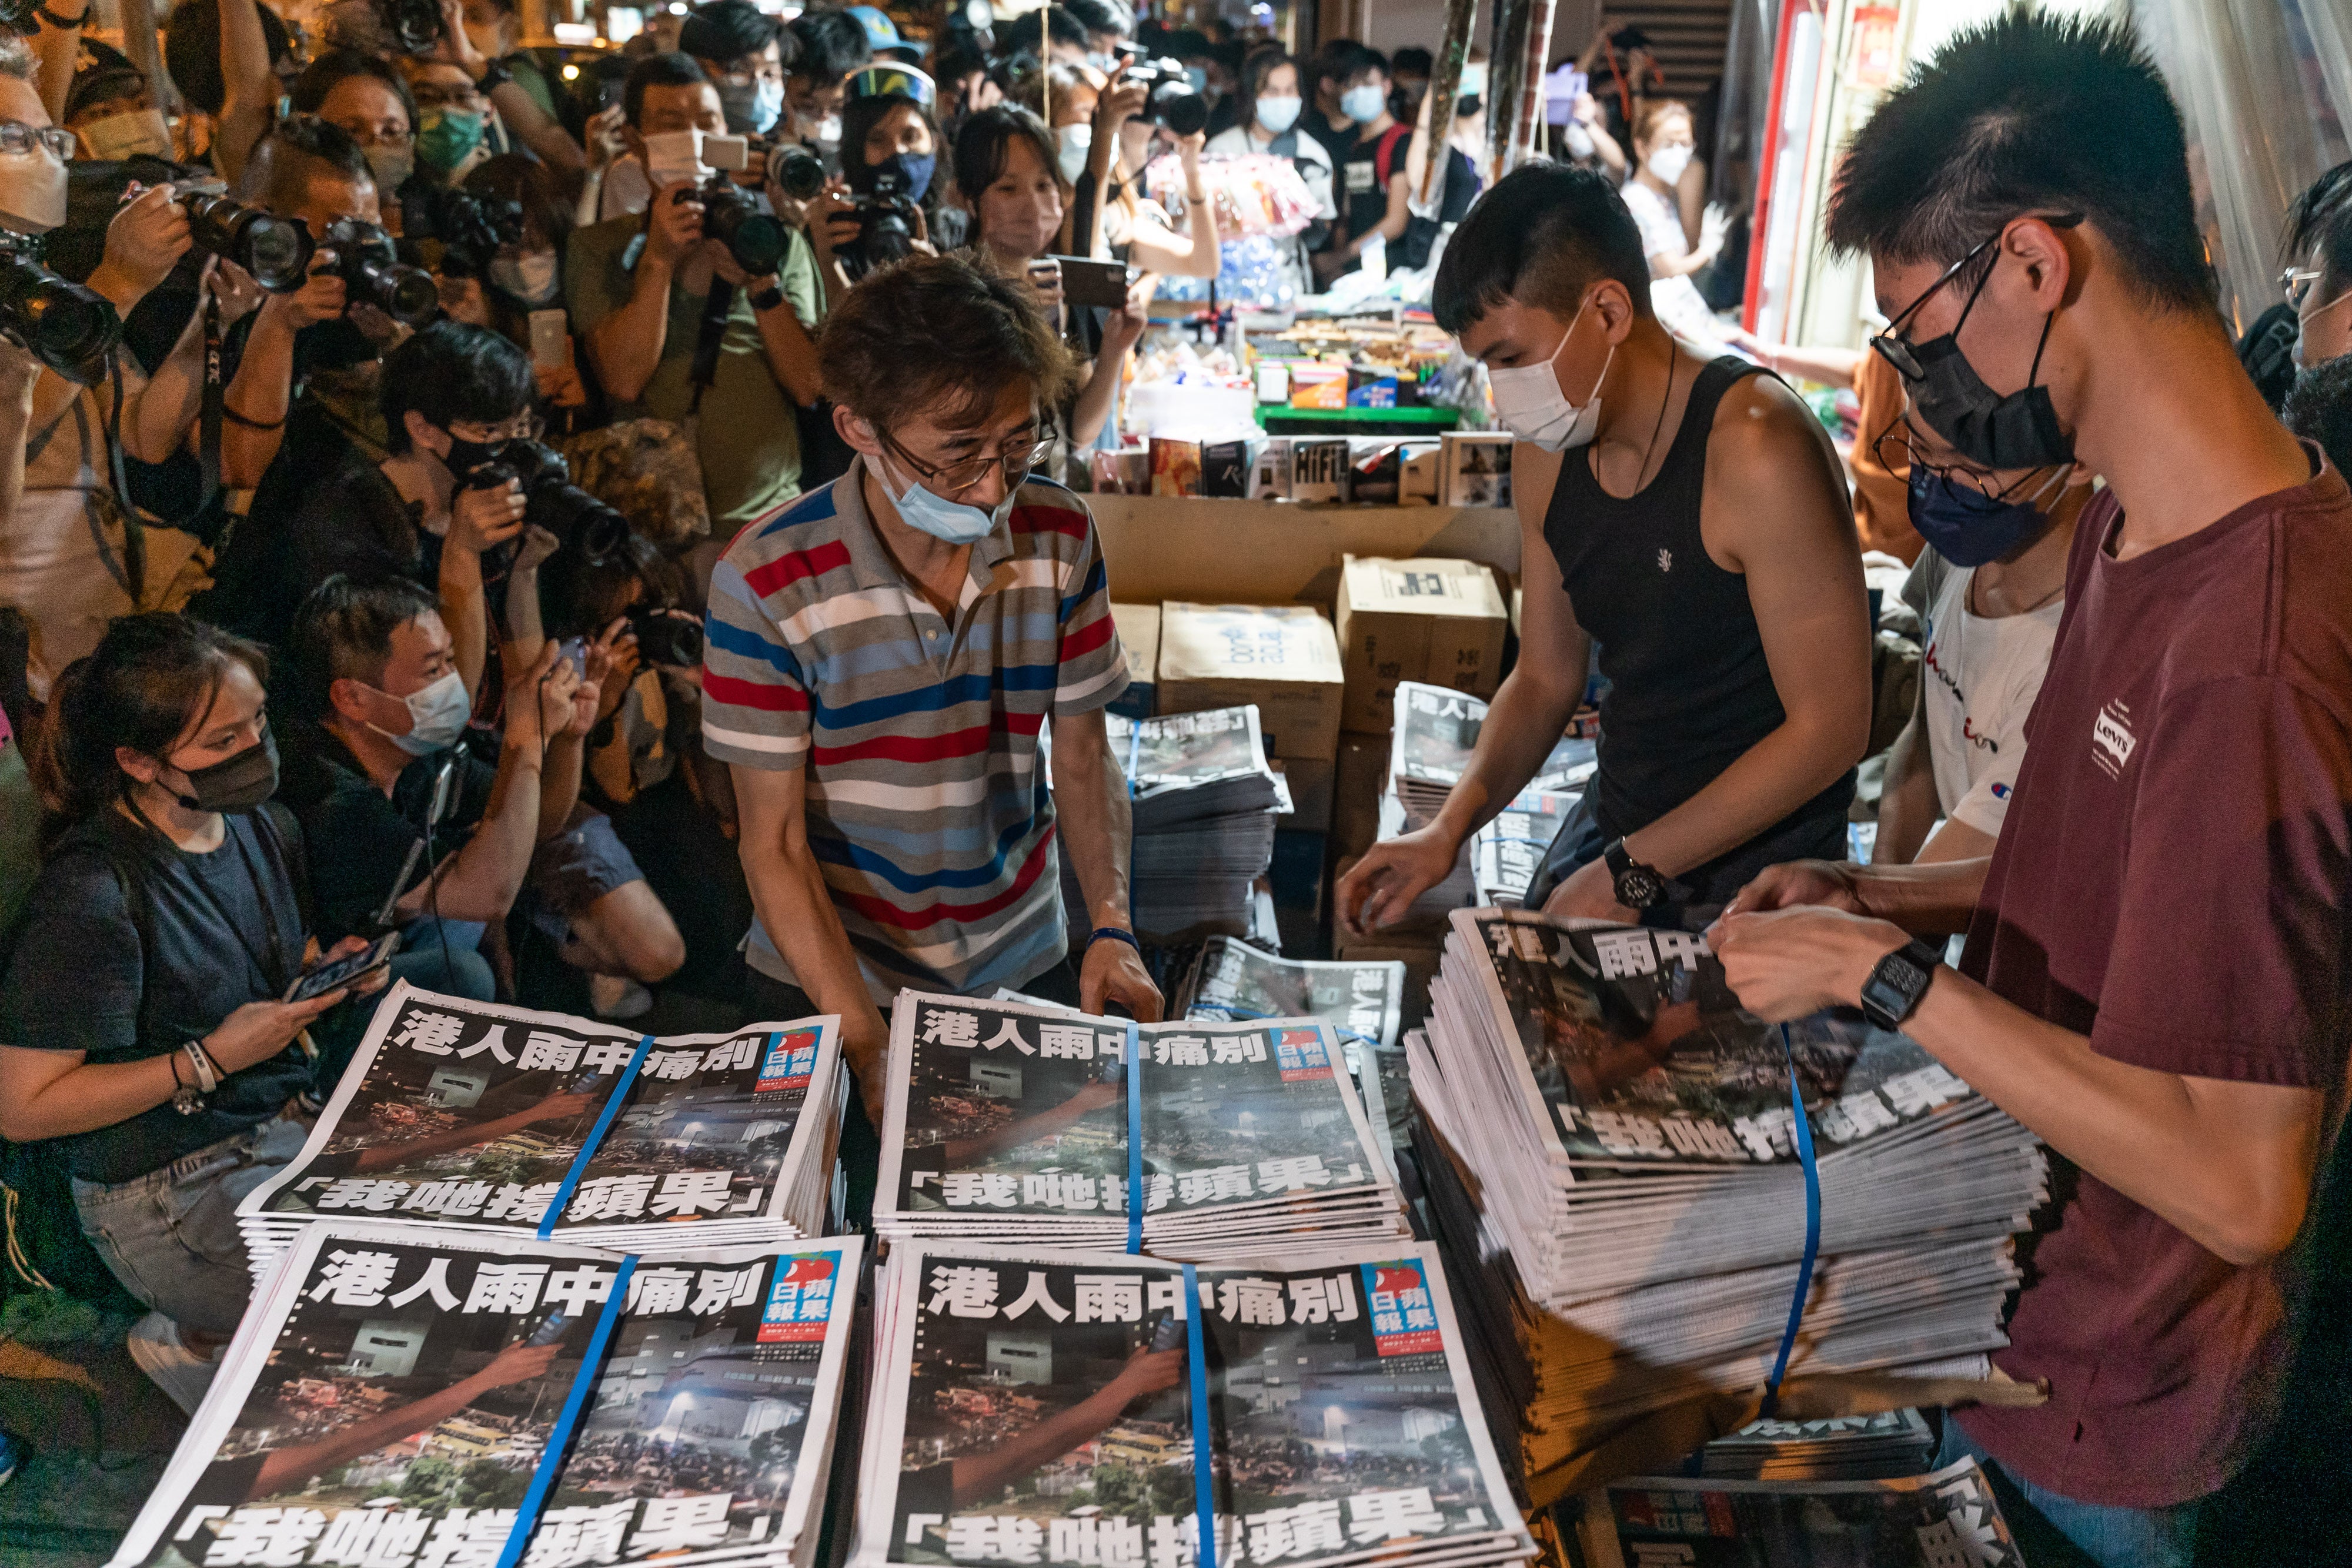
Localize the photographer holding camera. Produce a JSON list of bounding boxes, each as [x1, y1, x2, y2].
[[569, 52, 823, 530], [805, 62, 946, 292], [291, 50, 419, 222], [1073, 58, 1218, 277], [779, 8, 870, 165]]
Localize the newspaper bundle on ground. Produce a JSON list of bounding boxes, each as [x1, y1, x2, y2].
[[874, 992, 1408, 1259], [1586, 1458, 2025, 1567], [236, 984, 846, 1275], [1378, 686, 1598, 928], [850, 1240, 1538, 1568], [1410, 910, 2046, 1496], [109, 1219, 863, 1568], [1104, 706, 1289, 941], [1469, 789, 1581, 908], [1170, 938, 1409, 1178], [1697, 1408, 1936, 1480]]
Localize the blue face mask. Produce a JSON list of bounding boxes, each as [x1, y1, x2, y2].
[[1255, 94, 1302, 135], [1341, 83, 1386, 124], [1905, 464, 2057, 569], [887, 149, 936, 196], [753, 78, 785, 133], [879, 452, 1009, 545]]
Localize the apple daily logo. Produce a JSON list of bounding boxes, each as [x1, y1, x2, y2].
[[2092, 699, 2137, 779]]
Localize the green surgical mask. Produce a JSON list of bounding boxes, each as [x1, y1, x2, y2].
[[416, 107, 486, 173]]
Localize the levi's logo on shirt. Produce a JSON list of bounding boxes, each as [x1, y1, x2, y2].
[[2092, 699, 2138, 779]]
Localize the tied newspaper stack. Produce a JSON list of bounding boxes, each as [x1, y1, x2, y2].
[[1379, 684, 1596, 928], [852, 1239, 1538, 1568], [236, 984, 846, 1273], [110, 1221, 864, 1568], [1090, 706, 1291, 941], [1410, 910, 2048, 1505], [873, 992, 1409, 1261]]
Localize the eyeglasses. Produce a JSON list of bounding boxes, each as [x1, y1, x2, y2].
[[452, 413, 543, 444], [1870, 410, 2059, 504], [413, 85, 488, 112], [333, 120, 413, 149], [1868, 211, 2083, 382], [0, 122, 79, 161], [883, 426, 1055, 496], [2283, 265, 2326, 311]]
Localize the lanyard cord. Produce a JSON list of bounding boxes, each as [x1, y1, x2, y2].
[[1759, 1021, 1823, 1419], [120, 797, 293, 997]]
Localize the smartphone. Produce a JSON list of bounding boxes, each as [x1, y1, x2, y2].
[[285, 931, 400, 1004], [527, 308, 569, 372], [557, 636, 588, 676], [524, 1310, 572, 1347], [1050, 255, 1135, 310]]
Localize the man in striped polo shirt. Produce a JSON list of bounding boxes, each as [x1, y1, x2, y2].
[[700, 255, 1161, 1174]]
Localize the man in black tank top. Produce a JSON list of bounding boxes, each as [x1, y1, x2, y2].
[[1336, 162, 1871, 935]]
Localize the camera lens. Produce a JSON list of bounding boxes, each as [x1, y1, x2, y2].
[[770, 145, 827, 202], [0, 250, 123, 383], [1151, 81, 1208, 138], [700, 182, 789, 275], [183, 194, 315, 293]]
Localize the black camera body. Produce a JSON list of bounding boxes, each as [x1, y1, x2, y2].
[[182, 193, 314, 293], [462, 439, 655, 572], [320, 217, 440, 325], [627, 605, 704, 667], [371, 0, 447, 55], [0, 230, 120, 384], [399, 185, 524, 282], [842, 169, 921, 277], [1124, 58, 1208, 138], [689, 175, 788, 276]]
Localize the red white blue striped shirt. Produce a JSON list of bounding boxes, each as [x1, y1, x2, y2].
[[701, 459, 1128, 999]]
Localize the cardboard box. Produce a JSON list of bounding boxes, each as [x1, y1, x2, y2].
[[1332, 555, 1511, 731], [1271, 753, 1335, 833], [1149, 438, 1201, 497], [1107, 601, 1159, 720], [1290, 363, 1348, 409], [1442, 432, 1514, 508], [1201, 438, 1253, 498], [1255, 362, 1289, 403], [1291, 438, 1351, 503], [1156, 602, 1346, 762], [1248, 438, 1292, 500], [1330, 730, 1388, 862]]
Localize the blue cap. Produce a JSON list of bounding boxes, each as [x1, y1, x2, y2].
[[846, 5, 903, 51]]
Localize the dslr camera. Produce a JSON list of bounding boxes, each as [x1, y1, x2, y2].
[[399, 185, 525, 281], [460, 439, 657, 573], [690, 138, 790, 275], [363, 0, 447, 55], [320, 217, 440, 325], [0, 232, 120, 384], [181, 192, 314, 292], [1122, 58, 1209, 137], [840, 166, 921, 278], [767, 142, 827, 203]]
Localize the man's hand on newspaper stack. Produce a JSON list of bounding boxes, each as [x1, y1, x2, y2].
[[1337, 824, 1461, 935]]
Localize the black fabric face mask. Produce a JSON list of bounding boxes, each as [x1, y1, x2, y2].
[[440, 431, 507, 478], [166, 728, 280, 813]]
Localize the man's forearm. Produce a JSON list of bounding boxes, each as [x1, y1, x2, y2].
[[491, 82, 587, 182], [586, 263, 675, 402], [751, 296, 823, 407], [1070, 353, 1123, 447], [220, 316, 296, 487], [538, 733, 584, 843], [421, 744, 543, 920], [126, 306, 213, 464], [739, 833, 886, 1068], [1620, 716, 1857, 880], [1051, 727, 1134, 932], [1845, 857, 1989, 936], [1429, 663, 1586, 851], [1872, 719, 1938, 865], [439, 550, 489, 701]]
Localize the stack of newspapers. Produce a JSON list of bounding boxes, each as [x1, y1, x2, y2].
[[1469, 787, 1582, 907], [1378, 685, 1597, 927], [109, 1220, 862, 1568], [1411, 910, 2047, 1499], [851, 1239, 1539, 1568], [1171, 938, 1409, 1177], [1593, 1459, 2026, 1568], [1105, 706, 1289, 941], [236, 985, 846, 1275], [873, 992, 1409, 1259], [1697, 1407, 1937, 1480]]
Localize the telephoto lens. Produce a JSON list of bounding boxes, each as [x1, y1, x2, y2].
[[181, 193, 314, 292], [0, 246, 122, 383], [767, 142, 827, 202], [373, 0, 446, 54], [321, 216, 440, 325], [1125, 59, 1208, 137], [472, 439, 659, 572], [694, 176, 788, 275]]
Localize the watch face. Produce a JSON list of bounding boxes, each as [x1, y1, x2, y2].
[[1617, 865, 1665, 908]]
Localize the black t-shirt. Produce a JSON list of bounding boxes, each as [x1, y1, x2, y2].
[[196, 398, 422, 650], [0, 805, 316, 1183], [1338, 123, 1408, 250], [279, 731, 499, 944], [1305, 107, 1359, 169]]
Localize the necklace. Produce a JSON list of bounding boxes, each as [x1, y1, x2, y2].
[[1637, 350, 1678, 489]]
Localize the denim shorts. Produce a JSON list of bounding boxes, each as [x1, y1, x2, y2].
[[71, 1108, 315, 1336], [527, 804, 646, 947]]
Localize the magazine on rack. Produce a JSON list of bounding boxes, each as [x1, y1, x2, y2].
[[1408, 910, 2047, 1486], [108, 1221, 863, 1568], [236, 984, 845, 1272], [873, 993, 1408, 1258], [850, 1241, 1537, 1568], [1103, 706, 1288, 940], [1595, 1458, 2025, 1568]]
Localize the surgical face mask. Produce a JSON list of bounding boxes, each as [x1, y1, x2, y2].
[[1184, 65, 1209, 95], [1645, 143, 1692, 185], [718, 77, 782, 135], [1459, 63, 1488, 99], [1905, 463, 2062, 569], [369, 670, 472, 756], [1897, 260, 2073, 472], [489, 249, 560, 304], [751, 78, 784, 134], [439, 428, 508, 479], [814, 113, 842, 154], [1341, 84, 1385, 124], [1486, 299, 1612, 451], [363, 141, 415, 195], [162, 728, 281, 814], [1087, 50, 1120, 73], [642, 128, 709, 186], [416, 106, 486, 173], [878, 450, 1011, 545], [0, 137, 69, 233], [1055, 122, 1091, 185], [81, 109, 173, 161], [1255, 93, 1301, 135]]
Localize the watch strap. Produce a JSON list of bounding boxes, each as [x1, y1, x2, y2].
[[1860, 937, 1943, 1031], [1086, 927, 1141, 954], [474, 58, 514, 93], [748, 283, 786, 312]]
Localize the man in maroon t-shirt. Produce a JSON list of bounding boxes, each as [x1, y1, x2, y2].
[[1706, 15, 2350, 1568]]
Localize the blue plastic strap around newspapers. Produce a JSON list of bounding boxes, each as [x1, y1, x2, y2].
[[539, 1035, 655, 1239], [1181, 1262, 1218, 1568], [1126, 1021, 1145, 1254], [1759, 1022, 1821, 1420], [1126, 719, 1141, 799], [496, 1253, 639, 1568]]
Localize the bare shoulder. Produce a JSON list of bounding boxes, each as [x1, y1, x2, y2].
[[1703, 365, 1855, 560]]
